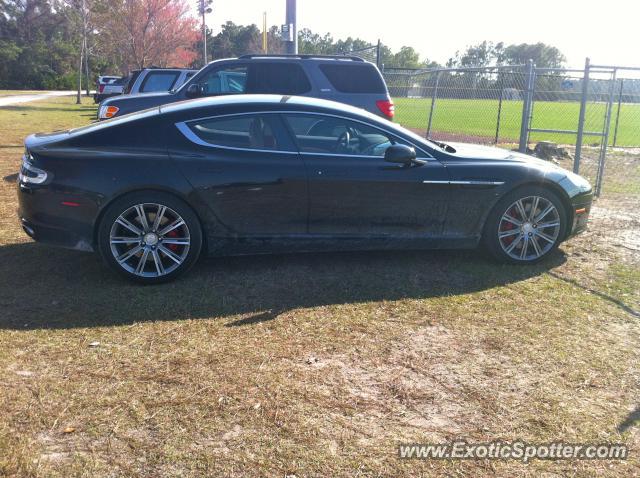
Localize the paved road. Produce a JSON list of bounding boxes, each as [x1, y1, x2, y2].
[[0, 90, 78, 107]]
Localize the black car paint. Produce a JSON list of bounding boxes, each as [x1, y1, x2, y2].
[[18, 96, 593, 257]]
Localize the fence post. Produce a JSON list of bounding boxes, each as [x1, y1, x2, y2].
[[594, 68, 617, 197], [574, 57, 590, 174], [426, 71, 441, 139], [612, 78, 623, 147], [494, 72, 505, 144], [518, 59, 534, 153]]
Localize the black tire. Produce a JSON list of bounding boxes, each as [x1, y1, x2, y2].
[[97, 191, 202, 284], [483, 185, 567, 264]]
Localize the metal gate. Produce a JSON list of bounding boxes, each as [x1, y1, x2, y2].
[[524, 60, 637, 196]]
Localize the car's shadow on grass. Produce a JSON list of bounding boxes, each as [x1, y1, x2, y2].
[[0, 241, 567, 330]]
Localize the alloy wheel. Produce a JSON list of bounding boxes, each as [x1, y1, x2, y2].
[[109, 203, 191, 277], [497, 195, 561, 261]]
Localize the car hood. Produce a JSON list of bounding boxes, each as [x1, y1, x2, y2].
[[442, 141, 592, 195], [445, 142, 563, 169]]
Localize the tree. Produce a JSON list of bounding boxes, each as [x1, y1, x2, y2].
[[297, 28, 334, 55], [0, 0, 80, 89], [448, 41, 565, 69], [502, 43, 566, 69], [96, 0, 199, 71], [382, 46, 437, 69], [447, 41, 505, 68], [210, 21, 261, 59]]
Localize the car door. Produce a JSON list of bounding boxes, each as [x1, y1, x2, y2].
[[281, 113, 450, 236], [168, 112, 308, 236], [197, 65, 248, 96], [246, 62, 313, 95]]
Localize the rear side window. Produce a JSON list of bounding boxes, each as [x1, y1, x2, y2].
[[140, 72, 180, 92], [186, 115, 278, 150], [320, 63, 386, 94], [248, 63, 311, 95]]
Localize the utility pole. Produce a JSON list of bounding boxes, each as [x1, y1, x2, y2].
[[262, 12, 267, 53], [199, 0, 212, 66], [84, 33, 90, 97], [285, 0, 297, 54], [76, 0, 87, 104]]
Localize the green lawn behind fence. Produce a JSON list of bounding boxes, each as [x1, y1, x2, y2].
[[394, 97, 640, 146]]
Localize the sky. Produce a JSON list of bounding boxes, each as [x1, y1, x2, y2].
[[199, 0, 639, 69]]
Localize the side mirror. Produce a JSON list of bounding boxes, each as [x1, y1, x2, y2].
[[384, 144, 417, 165], [185, 83, 202, 98]]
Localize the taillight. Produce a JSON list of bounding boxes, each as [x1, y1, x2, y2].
[[99, 105, 119, 119], [376, 99, 395, 119], [99, 84, 105, 93], [19, 153, 49, 185]]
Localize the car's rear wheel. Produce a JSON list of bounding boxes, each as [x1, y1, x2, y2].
[[98, 192, 202, 283], [483, 186, 567, 264]]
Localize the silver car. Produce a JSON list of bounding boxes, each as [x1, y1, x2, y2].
[[127, 68, 197, 95]]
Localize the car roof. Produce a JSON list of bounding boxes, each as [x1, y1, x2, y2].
[[237, 54, 365, 62], [158, 95, 443, 154], [142, 68, 197, 72], [78, 94, 439, 154], [205, 55, 368, 66], [160, 94, 378, 119]]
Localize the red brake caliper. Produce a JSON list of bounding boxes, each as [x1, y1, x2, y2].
[[166, 229, 179, 252], [500, 206, 517, 245]]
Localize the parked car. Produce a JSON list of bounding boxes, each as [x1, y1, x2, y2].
[[98, 55, 394, 120], [127, 68, 197, 95], [96, 76, 127, 103], [94, 75, 120, 103], [18, 95, 593, 283]]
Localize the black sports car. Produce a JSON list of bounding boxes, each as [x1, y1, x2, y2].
[[18, 95, 592, 283]]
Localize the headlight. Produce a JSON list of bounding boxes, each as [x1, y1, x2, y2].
[[18, 153, 48, 184], [98, 105, 119, 119]]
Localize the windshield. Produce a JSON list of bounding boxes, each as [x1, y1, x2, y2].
[[361, 116, 444, 154], [171, 65, 208, 93]]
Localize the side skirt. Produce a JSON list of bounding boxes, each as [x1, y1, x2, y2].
[[205, 234, 481, 257]]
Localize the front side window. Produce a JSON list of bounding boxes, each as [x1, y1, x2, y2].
[[283, 114, 395, 156], [198, 66, 248, 96], [140, 72, 180, 92], [185, 114, 278, 150]]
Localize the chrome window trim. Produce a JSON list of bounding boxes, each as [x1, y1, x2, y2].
[[175, 110, 435, 159]]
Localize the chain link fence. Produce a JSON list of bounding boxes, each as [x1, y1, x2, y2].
[[381, 62, 640, 195], [385, 66, 529, 145], [333, 41, 640, 195], [336, 42, 381, 66]]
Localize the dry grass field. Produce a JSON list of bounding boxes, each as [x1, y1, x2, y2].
[[0, 96, 639, 477]]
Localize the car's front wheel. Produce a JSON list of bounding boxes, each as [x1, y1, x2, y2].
[[97, 192, 202, 283], [483, 186, 567, 264]]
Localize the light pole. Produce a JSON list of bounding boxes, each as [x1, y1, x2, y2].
[[198, 0, 212, 66], [285, 0, 297, 55]]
